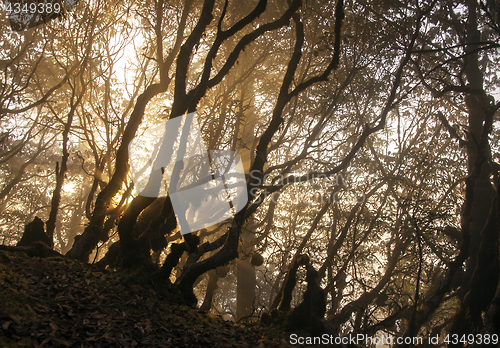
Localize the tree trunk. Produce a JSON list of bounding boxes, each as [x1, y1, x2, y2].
[[270, 254, 309, 312], [66, 0, 193, 261], [461, 0, 496, 290], [236, 258, 256, 320], [450, 0, 498, 339], [200, 270, 219, 312], [66, 83, 168, 262], [17, 217, 51, 247]]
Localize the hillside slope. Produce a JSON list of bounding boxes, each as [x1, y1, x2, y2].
[[0, 250, 304, 348]]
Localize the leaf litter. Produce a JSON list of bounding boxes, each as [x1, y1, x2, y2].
[[0, 250, 310, 347]]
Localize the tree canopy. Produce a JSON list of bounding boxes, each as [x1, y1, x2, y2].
[[1, 0, 500, 344]]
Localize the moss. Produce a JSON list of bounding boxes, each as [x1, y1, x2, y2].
[[0, 264, 38, 321], [0, 335, 31, 347]]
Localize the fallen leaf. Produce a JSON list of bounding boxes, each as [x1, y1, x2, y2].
[[2, 321, 12, 330]]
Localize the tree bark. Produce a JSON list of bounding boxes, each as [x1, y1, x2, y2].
[[270, 254, 309, 312], [460, 0, 496, 300], [448, 0, 498, 340], [200, 270, 219, 312], [66, 82, 168, 262]]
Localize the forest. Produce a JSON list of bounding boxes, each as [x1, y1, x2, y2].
[[1, 0, 500, 346]]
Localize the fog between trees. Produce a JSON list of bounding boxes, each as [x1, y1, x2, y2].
[[1, 0, 500, 343]]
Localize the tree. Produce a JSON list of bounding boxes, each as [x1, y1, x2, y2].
[[3, 0, 500, 342]]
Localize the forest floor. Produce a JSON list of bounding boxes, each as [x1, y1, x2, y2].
[[0, 249, 309, 348]]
